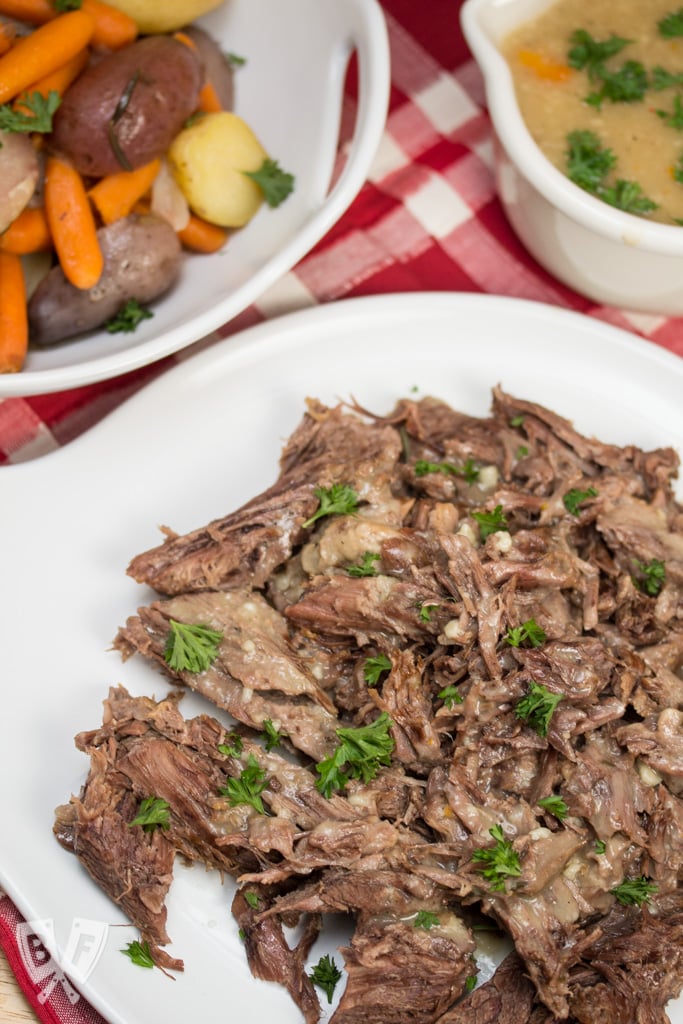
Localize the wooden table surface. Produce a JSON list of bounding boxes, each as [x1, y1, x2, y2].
[[0, 950, 40, 1023]]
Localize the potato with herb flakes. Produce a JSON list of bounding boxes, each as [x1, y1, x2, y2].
[[168, 111, 272, 228]]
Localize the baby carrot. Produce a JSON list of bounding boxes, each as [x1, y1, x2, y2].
[[0, 206, 51, 253], [178, 212, 229, 253], [174, 31, 223, 112], [0, 20, 15, 55], [44, 155, 103, 290], [88, 158, 161, 225], [0, 251, 28, 373], [0, 9, 95, 104], [82, 0, 137, 50], [14, 46, 88, 108], [0, 0, 54, 25], [517, 49, 572, 82]]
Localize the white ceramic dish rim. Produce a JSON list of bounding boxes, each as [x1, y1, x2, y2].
[[1, 292, 682, 1024], [460, 0, 683, 256], [0, 0, 390, 399]]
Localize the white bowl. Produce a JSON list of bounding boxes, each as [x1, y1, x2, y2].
[[461, 0, 683, 314], [1, 0, 390, 397]]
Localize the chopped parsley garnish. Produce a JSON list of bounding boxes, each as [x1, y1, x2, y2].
[[414, 458, 480, 484], [611, 876, 658, 906], [413, 910, 440, 930], [472, 504, 508, 540], [516, 445, 529, 458], [164, 620, 223, 673], [0, 90, 60, 135], [244, 890, 260, 909], [218, 732, 244, 757], [225, 50, 246, 67], [537, 794, 568, 820], [567, 29, 631, 79], [515, 682, 563, 737], [566, 130, 616, 192], [315, 713, 395, 797], [419, 602, 439, 622], [244, 158, 295, 208], [472, 824, 522, 892], [220, 754, 268, 813], [632, 558, 666, 596], [563, 486, 598, 516], [129, 796, 171, 832], [309, 954, 342, 1003], [438, 684, 463, 708], [586, 60, 648, 108], [121, 939, 155, 968], [658, 7, 683, 37], [465, 974, 478, 993], [656, 93, 683, 129], [346, 551, 381, 577], [262, 718, 284, 751], [600, 179, 658, 214], [509, 415, 525, 427], [595, 839, 607, 855], [302, 483, 359, 528], [105, 298, 153, 334], [652, 66, 683, 90], [504, 618, 547, 648], [363, 654, 392, 686]]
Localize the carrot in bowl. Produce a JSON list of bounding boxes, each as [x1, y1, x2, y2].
[[44, 154, 103, 290], [177, 212, 229, 253], [0, 0, 136, 49], [517, 49, 573, 82], [0, 206, 51, 253], [0, 251, 28, 373], [88, 158, 161, 225], [0, 9, 95, 104]]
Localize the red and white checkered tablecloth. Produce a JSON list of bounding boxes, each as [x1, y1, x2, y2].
[[2, 1, 683, 1020]]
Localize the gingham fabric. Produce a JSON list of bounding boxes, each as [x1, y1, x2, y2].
[[1, 0, 682, 1019]]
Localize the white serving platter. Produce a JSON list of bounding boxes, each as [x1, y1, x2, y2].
[[0, 293, 681, 1023]]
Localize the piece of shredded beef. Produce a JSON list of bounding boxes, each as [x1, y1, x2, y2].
[[57, 389, 683, 1023]]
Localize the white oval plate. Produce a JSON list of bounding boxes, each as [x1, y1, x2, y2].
[[1, 293, 681, 1024], [0, 0, 390, 397]]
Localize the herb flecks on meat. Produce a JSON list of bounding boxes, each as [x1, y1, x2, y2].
[[60, 388, 683, 1024]]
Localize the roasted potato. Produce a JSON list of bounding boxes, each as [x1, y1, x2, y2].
[[28, 214, 182, 346], [0, 132, 40, 234], [168, 111, 268, 228], [50, 36, 203, 177], [102, 0, 225, 33]]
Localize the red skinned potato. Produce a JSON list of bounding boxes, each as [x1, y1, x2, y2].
[[180, 25, 234, 110], [28, 213, 181, 345], [50, 36, 203, 177]]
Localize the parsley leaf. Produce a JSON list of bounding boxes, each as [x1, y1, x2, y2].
[[302, 483, 359, 528], [515, 682, 563, 737], [315, 713, 395, 797], [105, 298, 153, 334], [465, 975, 478, 993], [587, 60, 648, 108], [346, 551, 380, 577], [537, 794, 568, 820], [129, 796, 170, 832], [164, 620, 223, 673], [262, 718, 284, 751], [504, 618, 547, 648], [0, 90, 61, 136], [244, 890, 260, 909], [632, 558, 666, 596], [415, 458, 480, 483], [363, 653, 392, 686], [419, 602, 439, 622], [599, 178, 658, 214], [659, 8, 683, 37], [651, 66, 683, 90], [219, 754, 268, 813], [611, 876, 658, 906], [656, 92, 683, 128], [567, 29, 631, 79], [309, 954, 342, 1003], [566, 130, 616, 191], [413, 910, 440, 930], [563, 486, 598, 516], [218, 732, 244, 757], [121, 939, 155, 968], [438, 684, 463, 708], [595, 839, 607, 855], [472, 824, 522, 892], [244, 158, 295, 208], [472, 504, 508, 540]]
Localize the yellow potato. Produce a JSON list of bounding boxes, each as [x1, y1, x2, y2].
[[103, 0, 225, 34], [168, 111, 269, 228]]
